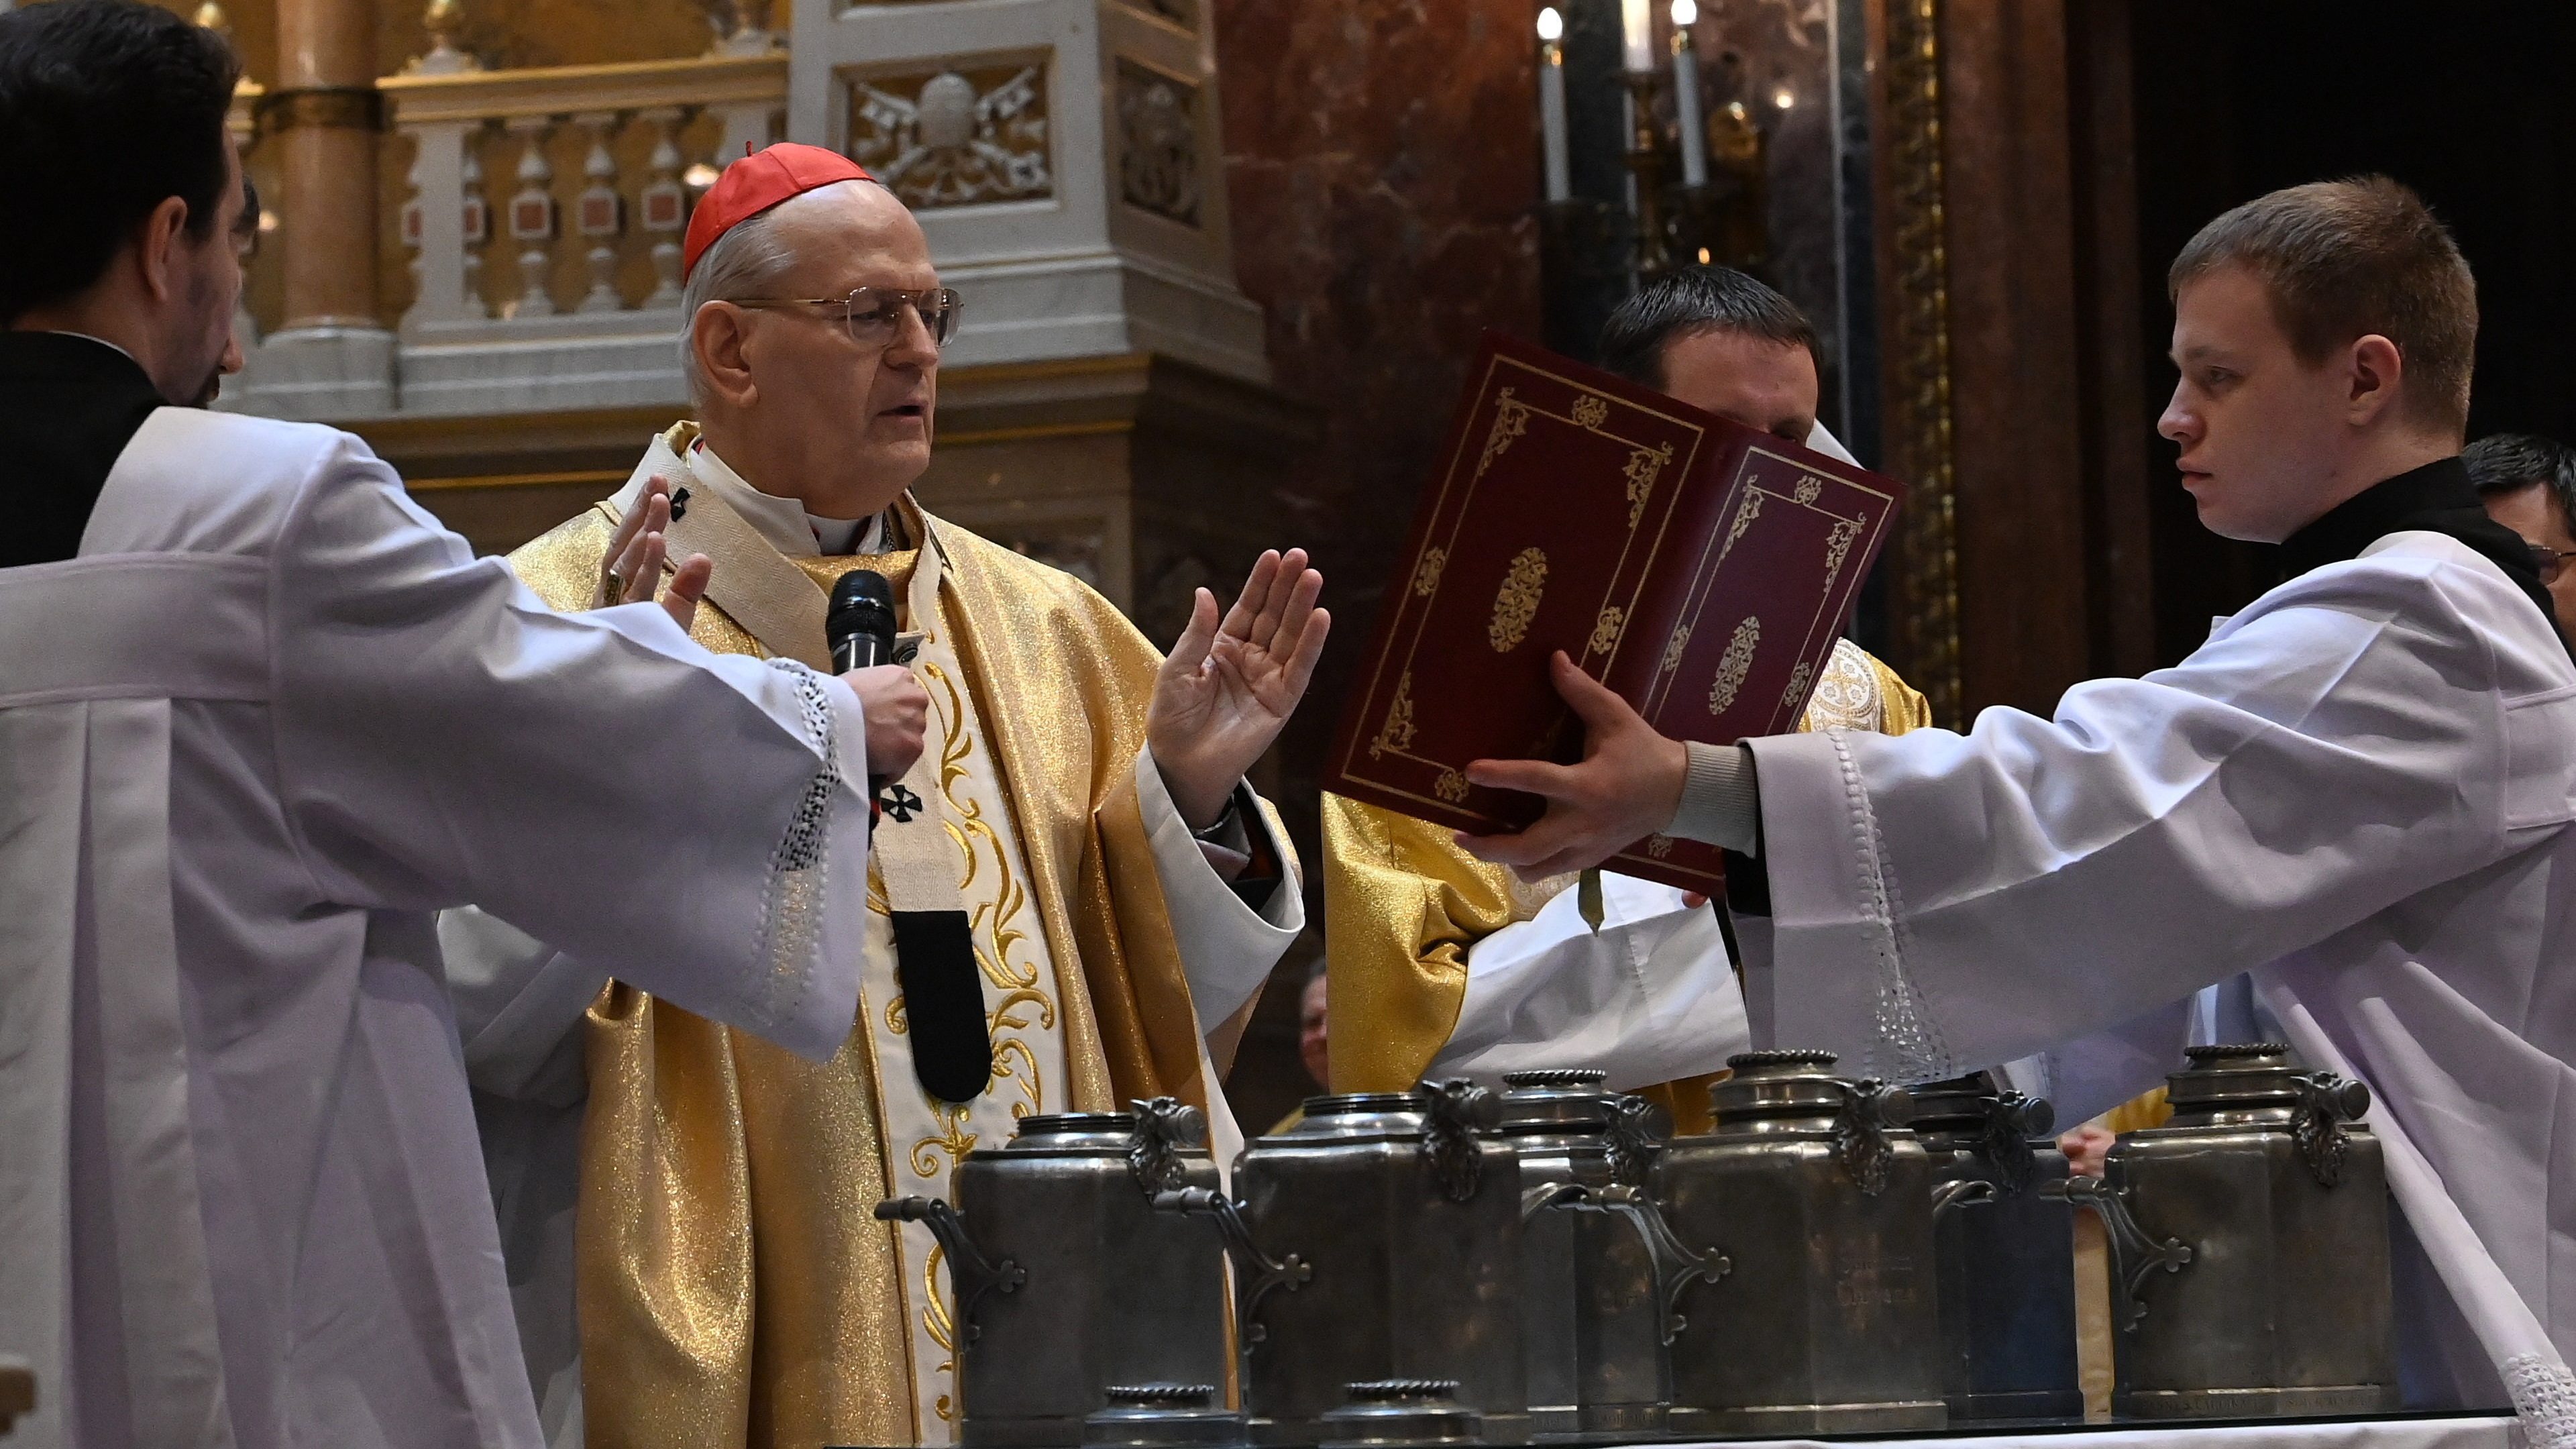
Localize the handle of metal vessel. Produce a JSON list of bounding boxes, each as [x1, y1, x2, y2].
[[1979, 1091, 2053, 1196], [1151, 1187, 1312, 1349], [1930, 1179, 2000, 1217], [1583, 1183, 1731, 1346], [873, 1196, 1028, 1346], [2046, 1175, 2193, 1336], [1126, 1095, 1207, 1195], [1831, 1079, 1913, 1196], [1416, 1078, 1499, 1203], [1600, 1092, 1667, 1187], [2292, 1073, 2371, 1189]]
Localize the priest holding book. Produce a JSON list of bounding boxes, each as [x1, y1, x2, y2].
[[1463, 179, 2576, 1419], [1323, 268, 1928, 1128]]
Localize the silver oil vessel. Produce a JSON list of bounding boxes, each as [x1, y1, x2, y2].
[[1157, 1082, 1527, 1446], [876, 1099, 1232, 1448], [1654, 1050, 1948, 1436], [1911, 1072, 2082, 1421], [1496, 1069, 1723, 1442], [2071, 1042, 2398, 1419]]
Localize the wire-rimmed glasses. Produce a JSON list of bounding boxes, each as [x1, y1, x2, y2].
[[732, 285, 961, 350]]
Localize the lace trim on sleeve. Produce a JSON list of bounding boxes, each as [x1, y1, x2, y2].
[[2505, 1353, 2576, 1449], [1824, 726, 1955, 1083], [749, 658, 841, 1027]]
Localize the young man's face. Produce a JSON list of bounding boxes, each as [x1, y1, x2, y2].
[[2158, 264, 2357, 543], [1658, 327, 1819, 442]]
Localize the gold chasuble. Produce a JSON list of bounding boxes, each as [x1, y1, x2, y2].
[[1322, 639, 1929, 1133], [505, 425, 1263, 1448]]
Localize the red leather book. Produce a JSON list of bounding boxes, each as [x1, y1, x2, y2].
[[1325, 330, 1904, 893]]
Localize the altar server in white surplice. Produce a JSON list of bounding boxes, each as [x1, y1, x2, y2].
[[0, 6, 894, 1447], [1461, 178, 2576, 1433]]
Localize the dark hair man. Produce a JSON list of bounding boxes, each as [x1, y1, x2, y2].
[[1321, 268, 1929, 1124], [1468, 179, 2576, 1416], [2467, 431, 2576, 637], [0, 4, 936, 1444]]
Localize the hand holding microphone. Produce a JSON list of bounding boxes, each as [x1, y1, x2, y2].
[[828, 570, 929, 786]]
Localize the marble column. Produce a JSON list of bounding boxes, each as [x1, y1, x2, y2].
[[254, 0, 396, 414]]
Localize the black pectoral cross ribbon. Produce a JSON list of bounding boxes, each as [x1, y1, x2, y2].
[[891, 910, 994, 1104]]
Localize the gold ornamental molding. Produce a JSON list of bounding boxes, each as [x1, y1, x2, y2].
[[1880, 0, 1964, 728], [252, 86, 386, 133], [378, 52, 790, 125]]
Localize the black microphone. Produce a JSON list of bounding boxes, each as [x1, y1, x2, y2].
[[828, 570, 899, 674]]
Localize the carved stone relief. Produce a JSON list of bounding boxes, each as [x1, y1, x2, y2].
[[1114, 58, 1201, 227], [845, 60, 1053, 210]]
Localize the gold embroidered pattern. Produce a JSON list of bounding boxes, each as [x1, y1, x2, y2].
[[1477, 389, 1532, 478], [1709, 616, 1761, 714], [1794, 474, 1823, 506], [1372, 671, 1418, 759], [1571, 393, 1610, 429], [1588, 605, 1626, 657], [1489, 547, 1548, 652], [1717, 490, 1765, 564], [1413, 546, 1448, 598], [1624, 443, 1674, 527], [1801, 640, 1887, 731], [1823, 517, 1865, 584], [1434, 769, 1471, 804], [1662, 623, 1692, 674], [924, 1242, 958, 1421]]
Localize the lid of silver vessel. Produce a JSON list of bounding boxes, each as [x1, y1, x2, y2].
[[1904, 1071, 2055, 1144], [1316, 1379, 1483, 1448], [2164, 1043, 2371, 1124], [1497, 1068, 1666, 1182], [1081, 1384, 1248, 1448], [1705, 1049, 1915, 1131]]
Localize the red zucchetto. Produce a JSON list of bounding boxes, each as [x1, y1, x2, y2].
[[681, 142, 876, 282]]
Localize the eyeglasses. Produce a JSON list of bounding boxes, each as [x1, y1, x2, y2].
[[733, 286, 961, 350], [2528, 542, 2576, 584]]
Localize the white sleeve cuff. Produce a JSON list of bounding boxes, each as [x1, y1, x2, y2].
[[1133, 745, 1303, 1028], [1669, 739, 1760, 854]]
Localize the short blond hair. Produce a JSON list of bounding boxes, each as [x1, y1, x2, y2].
[[2169, 176, 2477, 438]]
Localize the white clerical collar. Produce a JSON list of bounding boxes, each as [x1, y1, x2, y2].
[[689, 440, 886, 557]]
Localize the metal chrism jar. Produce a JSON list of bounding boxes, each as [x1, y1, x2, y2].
[[876, 1099, 1232, 1448], [1159, 1081, 1527, 1445], [2071, 1042, 2398, 1419], [1497, 1069, 1723, 1442], [1910, 1072, 2081, 1421], [1654, 1050, 1948, 1435]]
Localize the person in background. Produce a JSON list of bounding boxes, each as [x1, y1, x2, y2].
[[2468, 431, 2576, 637]]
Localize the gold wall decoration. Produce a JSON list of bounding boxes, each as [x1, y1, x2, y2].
[[1413, 546, 1448, 598], [1114, 57, 1201, 227], [1881, 0, 1964, 726], [845, 60, 1052, 210], [1489, 547, 1549, 653], [1709, 615, 1761, 713], [1588, 604, 1626, 657]]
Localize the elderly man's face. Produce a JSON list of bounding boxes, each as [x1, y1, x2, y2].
[[2482, 482, 2576, 638], [734, 182, 942, 515]]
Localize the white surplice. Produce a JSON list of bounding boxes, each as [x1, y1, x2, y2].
[[446, 440, 1303, 1447], [0, 410, 875, 1449], [1731, 531, 2576, 1437]]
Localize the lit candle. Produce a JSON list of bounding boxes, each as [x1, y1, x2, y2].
[[1621, 0, 1654, 74], [1537, 9, 1572, 203], [1670, 0, 1707, 187]]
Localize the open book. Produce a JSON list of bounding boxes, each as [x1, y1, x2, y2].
[[1324, 331, 1905, 893]]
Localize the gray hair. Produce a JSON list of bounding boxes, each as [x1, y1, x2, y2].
[[678, 206, 800, 409]]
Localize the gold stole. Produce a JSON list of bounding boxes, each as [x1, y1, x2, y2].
[[504, 452, 1231, 1449], [1319, 639, 1933, 1134]]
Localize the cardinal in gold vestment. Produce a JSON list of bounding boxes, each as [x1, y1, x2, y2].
[[1320, 266, 1930, 1130], [443, 146, 1326, 1449]]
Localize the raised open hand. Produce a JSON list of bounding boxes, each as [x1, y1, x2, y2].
[[1146, 547, 1330, 828], [600, 474, 713, 633]]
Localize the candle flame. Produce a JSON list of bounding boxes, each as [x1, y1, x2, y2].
[[1536, 5, 1563, 41], [1672, 0, 1697, 23]]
